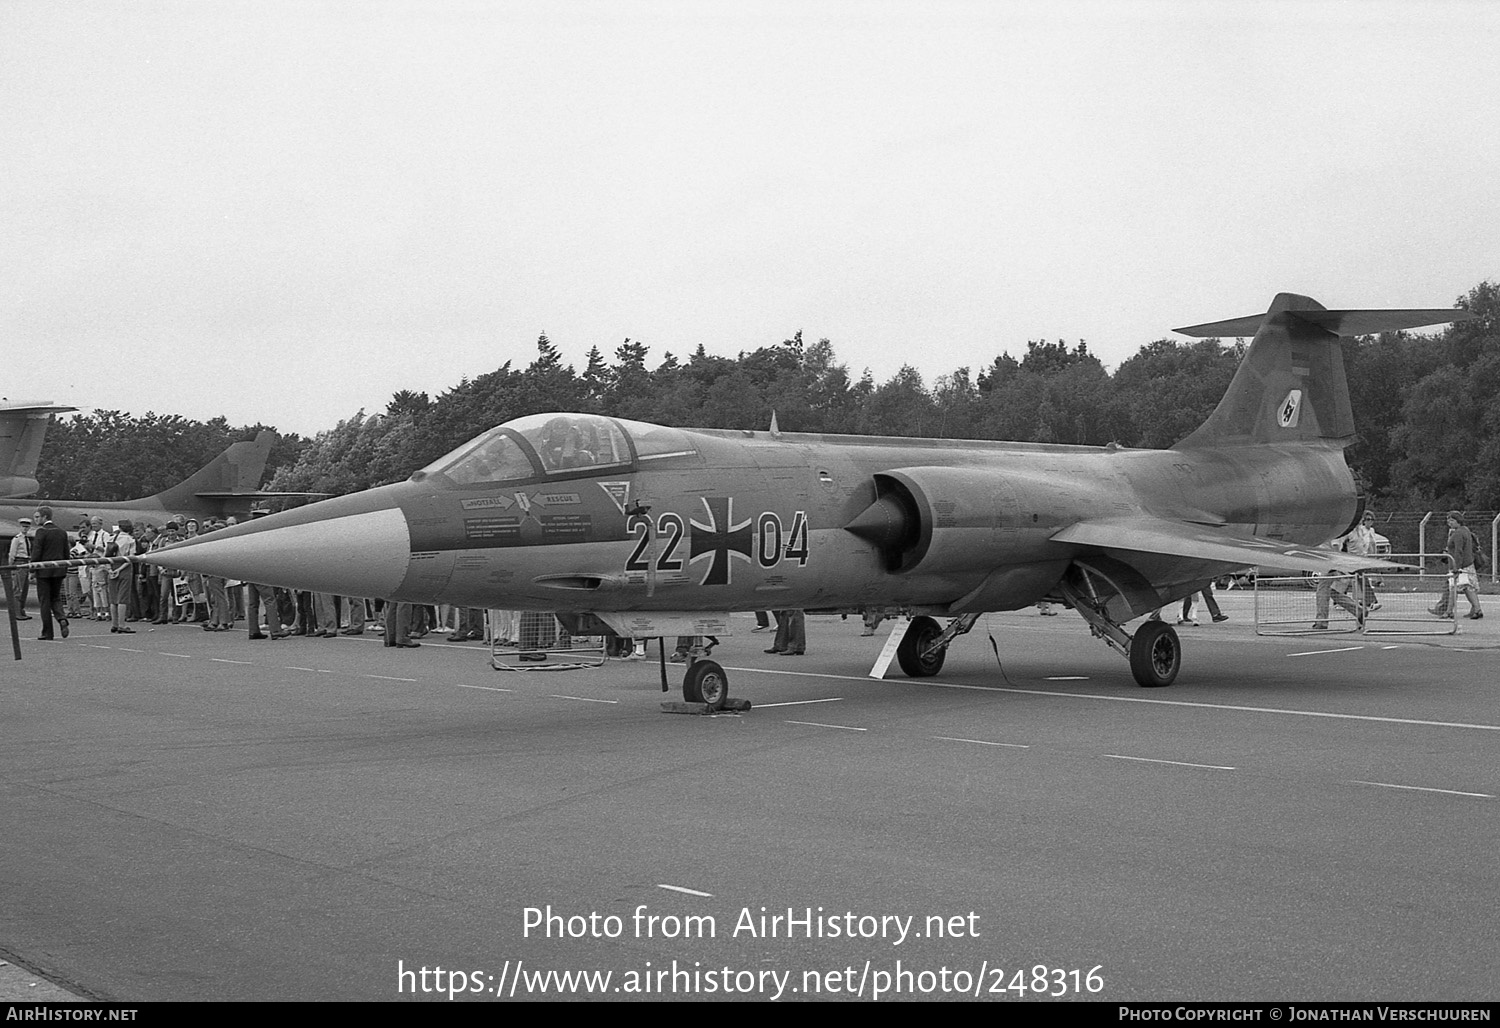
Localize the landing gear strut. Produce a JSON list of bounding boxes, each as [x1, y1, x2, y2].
[[1058, 576, 1181, 688], [895, 613, 981, 677]]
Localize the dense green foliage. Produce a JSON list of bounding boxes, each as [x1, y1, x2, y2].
[[36, 282, 1500, 511], [35, 412, 304, 502]]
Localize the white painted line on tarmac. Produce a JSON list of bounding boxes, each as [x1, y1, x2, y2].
[[115, 648, 143, 653], [456, 683, 514, 693], [211, 658, 253, 665], [932, 736, 1029, 749], [285, 666, 317, 672], [918, 683, 1500, 733], [1349, 780, 1492, 799], [366, 675, 418, 682], [657, 884, 713, 898], [550, 695, 619, 704], [1287, 646, 1365, 657], [786, 720, 867, 732], [160, 653, 193, 658], [1106, 754, 1235, 770], [755, 697, 844, 708]]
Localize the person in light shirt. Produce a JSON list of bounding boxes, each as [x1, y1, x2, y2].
[[1340, 510, 1384, 613], [107, 520, 138, 634]]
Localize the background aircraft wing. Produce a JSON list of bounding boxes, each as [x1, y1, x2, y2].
[[192, 491, 333, 500], [1052, 517, 1404, 575]]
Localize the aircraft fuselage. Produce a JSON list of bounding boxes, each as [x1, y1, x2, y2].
[[187, 425, 1355, 618]]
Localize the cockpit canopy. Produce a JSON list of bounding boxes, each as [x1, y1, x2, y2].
[[420, 413, 697, 487]]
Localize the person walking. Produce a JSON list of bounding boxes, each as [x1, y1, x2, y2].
[[30, 507, 70, 640], [1432, 511, 1485, 620], [1341, 510, 1384, 613], [1180, 582, 1227, 625]]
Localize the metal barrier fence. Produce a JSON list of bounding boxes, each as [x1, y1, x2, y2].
[[1361, 511, 1499, 584], [487, 610, 606, 671], [1254, 556, 1457, 637]]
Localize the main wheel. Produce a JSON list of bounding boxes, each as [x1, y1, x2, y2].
[[1129, 619, 1180, 688], [683, 659, 730, 711], [896, 615, 946, 677]]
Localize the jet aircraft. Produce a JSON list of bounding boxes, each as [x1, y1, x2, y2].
[[0, 401, 78, 497], [137, 293, 1468, 703], [0, 430, 300, 540]]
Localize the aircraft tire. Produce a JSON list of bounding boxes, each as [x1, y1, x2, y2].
[[896, 615, 946, 677], [683, 659, 729, 711], [1129, 620, 1180, 688]]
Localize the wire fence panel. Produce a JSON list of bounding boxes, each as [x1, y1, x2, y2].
[[1254, 574, 1363, 636], [489, 610, 606, 671], [1358, 554, 1458, 636], [1254, 560, 1457, 637]]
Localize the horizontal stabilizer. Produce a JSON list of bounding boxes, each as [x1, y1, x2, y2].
[[1175, 308, 1472, 339], [1053, 516, 1403, 575], [0, 402, 78, 416]]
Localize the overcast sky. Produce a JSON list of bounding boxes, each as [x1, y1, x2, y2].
[[3, 0, 1496, 437]]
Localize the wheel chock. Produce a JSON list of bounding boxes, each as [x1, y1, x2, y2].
[[660, 698, 752, 715]]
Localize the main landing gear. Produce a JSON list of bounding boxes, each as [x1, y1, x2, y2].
[[1058, 578, 1181, 688], [1125, 618, 1181, 688], [885, 600, 1180, 689], [894, 613, 981, 677]]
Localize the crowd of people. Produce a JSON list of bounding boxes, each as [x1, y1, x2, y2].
[[2, 505, 521, 647], [10, 528, 829, 659]]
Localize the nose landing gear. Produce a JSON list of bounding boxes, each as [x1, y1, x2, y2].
[[662, 636, 751, 714]]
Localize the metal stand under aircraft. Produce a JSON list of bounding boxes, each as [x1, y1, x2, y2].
[[488, 612, 606, 671]]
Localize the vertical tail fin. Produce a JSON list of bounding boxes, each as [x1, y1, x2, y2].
[[1171, 293, 1468, 449], [147, 431, 276, 508], [0, 403, 76, 497]]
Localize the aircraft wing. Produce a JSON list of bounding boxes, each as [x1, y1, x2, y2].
[[193, 491, 333, 500], [1052, 517, 1401, 575]]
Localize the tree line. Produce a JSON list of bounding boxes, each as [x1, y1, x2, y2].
[[36, 281, 1499, 512]]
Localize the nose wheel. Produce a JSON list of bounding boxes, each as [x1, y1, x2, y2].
[[682, 659, 729, 710]]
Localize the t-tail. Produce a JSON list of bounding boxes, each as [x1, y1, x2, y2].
[[1172, 293, 1469, 449]]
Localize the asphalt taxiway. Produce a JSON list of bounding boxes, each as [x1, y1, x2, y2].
[[2, 593, 1496, 1001]]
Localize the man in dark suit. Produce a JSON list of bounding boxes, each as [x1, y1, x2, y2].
[[30, 506, 71, 640]]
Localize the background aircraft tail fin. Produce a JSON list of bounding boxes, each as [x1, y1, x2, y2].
[[0, 402, 77, 496], [148, 430, 276, 509], [1171, 293, 1467, 450]]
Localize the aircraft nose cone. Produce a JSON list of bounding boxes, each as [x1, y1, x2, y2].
[[150, 488, 412, 598]]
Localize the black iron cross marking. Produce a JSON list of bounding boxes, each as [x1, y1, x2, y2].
[[688, 497, 753, 586]]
